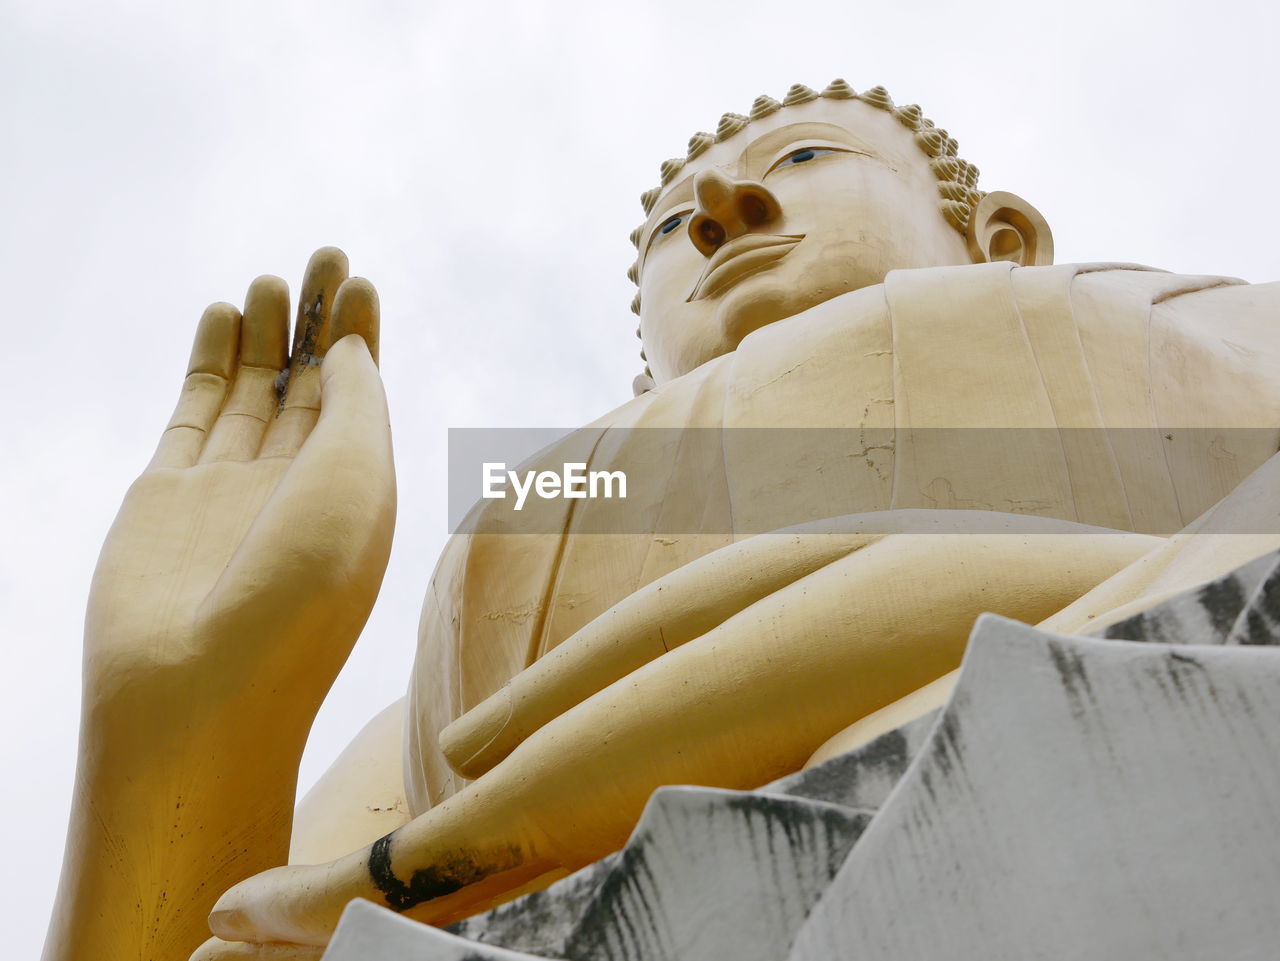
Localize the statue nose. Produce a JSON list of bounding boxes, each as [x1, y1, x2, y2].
[[688, 168, 782, 256]]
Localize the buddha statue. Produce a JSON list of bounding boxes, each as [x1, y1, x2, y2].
[[42, 81, 1280, 961]]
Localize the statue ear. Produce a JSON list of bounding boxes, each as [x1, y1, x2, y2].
[[965, 190, 1054, 267]]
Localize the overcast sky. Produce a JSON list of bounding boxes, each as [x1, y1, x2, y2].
[[3, 0, 1277, 954]]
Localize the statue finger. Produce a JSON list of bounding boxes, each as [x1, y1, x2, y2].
[[290, 246, 349, 365], [260, 250, 348, 458], [306, 333, 393, 467], [149, 301, 240, 470], [213, 792, 555, 941], [257, 398, 318, 460], [257, 332, 393, 494], [241, 274, 290, 370], [210, 858, 378, 947], [257, 356, 321, 460], [256, 333, 392, 469], [188, 935, 324, 960], [200, 276, 289, 463], [331, 276, 380, 366]]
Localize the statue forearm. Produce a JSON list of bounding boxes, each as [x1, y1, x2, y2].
[[440, 511, 1165, 782], [42, 682, 309, 961]]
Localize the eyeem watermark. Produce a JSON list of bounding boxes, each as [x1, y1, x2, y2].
[[483, 462, 627, 511], [451, 427, 1280, 534]]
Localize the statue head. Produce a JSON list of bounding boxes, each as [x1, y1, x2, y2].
[[629, 81, 1053, 390]]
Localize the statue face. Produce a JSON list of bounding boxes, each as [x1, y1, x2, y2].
[[636, 98, 973, 382]]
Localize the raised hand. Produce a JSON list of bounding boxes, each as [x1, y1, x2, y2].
[[43, 248, 395, 961], [85, 247, 394, 726]]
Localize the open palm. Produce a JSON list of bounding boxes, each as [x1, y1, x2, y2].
[[84, 248, 396, 725]]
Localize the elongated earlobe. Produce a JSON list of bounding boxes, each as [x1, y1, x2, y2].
[[965, 190, 1054, 266]]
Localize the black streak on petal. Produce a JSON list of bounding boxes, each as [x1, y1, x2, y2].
[[1197, 575, 1246, 639]]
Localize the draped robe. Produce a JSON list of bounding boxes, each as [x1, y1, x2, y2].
[[405, 262, 1280, 812]]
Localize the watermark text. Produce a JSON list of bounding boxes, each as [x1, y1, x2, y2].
[[482, 462, 627, 510]]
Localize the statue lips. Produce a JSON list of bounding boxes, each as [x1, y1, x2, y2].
[[689, 234, 803, 301]]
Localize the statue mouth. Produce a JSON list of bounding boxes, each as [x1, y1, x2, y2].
[[689, 234, 803, 301]]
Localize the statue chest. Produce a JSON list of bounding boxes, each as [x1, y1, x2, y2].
[[518, 266, 1280, 654]]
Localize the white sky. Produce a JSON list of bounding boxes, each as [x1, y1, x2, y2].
[[2, 0, 1276, 954]]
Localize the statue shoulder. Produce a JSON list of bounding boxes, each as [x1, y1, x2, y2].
[[1022, 262, 1280, 376], [875, 260, 1275, 352]]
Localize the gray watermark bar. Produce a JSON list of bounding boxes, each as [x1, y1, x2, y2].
[[447, 427, 1280, 536]]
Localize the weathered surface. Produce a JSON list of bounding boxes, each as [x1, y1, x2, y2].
[[788, 615, 1280, 961], [558, 788, 868, 961], [1227, 551, 1280, 645], [760, 709, 939, 810], [447, 854, 620, 957]]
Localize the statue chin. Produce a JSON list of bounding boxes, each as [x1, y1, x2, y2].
[[718, 282, 797, 349], [716, 252, 889, 359], [670, 278, 841, 378]]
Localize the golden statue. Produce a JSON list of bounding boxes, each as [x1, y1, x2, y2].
[[42, 82, 1280, 961]]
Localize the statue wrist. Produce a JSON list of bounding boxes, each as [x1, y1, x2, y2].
[[81, 670, 313, 772]]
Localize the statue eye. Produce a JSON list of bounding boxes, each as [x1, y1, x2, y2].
[[645, 211, 694, 258], [772, 147, 838, 171], [648, 213, 690, 252]]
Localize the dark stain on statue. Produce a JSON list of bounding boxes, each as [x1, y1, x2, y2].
[[770, 719, 922, 812], [917, 709, 967, 809], [1197, 574, 1246, 639], [447, 852, 621, 956], [1235, 566, 1280, 645], [1100, 610, 1159, 643], [860, 728, 910, 779], [1047, 639, 1096, 720], [276, 292, 326, 416], [272, 366, 290, 404], [1257, 566, 1280, 622], [1165, 648, 1219, 704], [293, 292, 324, 363], [368, 832, 522, 912], [1240, 608, 1278, 646], [566, 834, 664, 960], [724, 792, 805, 854], [928, 709, 966, 781]]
